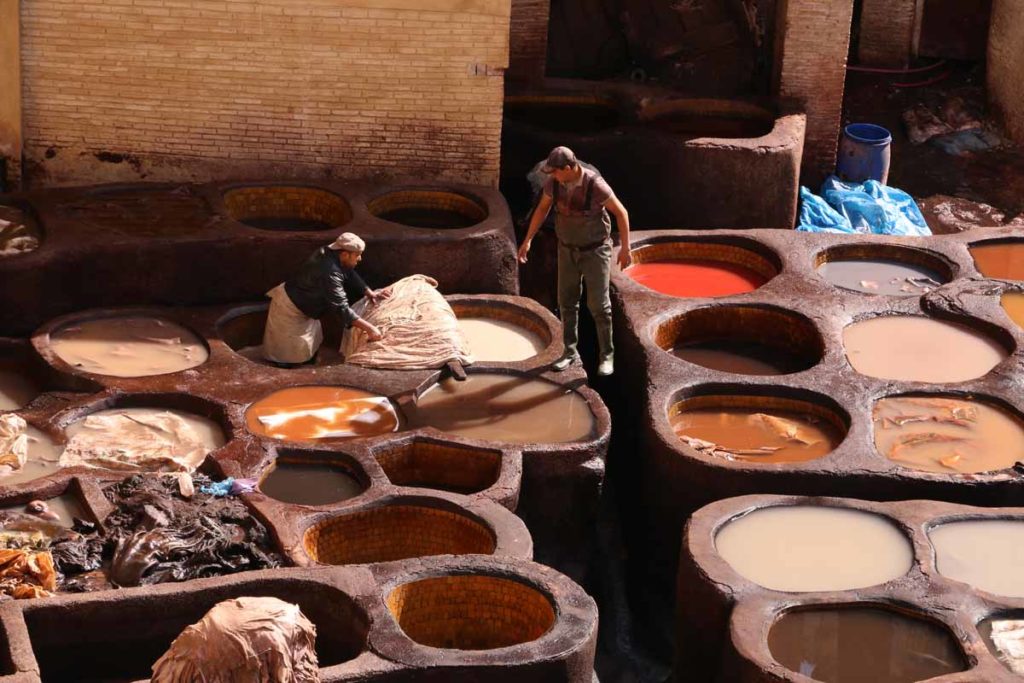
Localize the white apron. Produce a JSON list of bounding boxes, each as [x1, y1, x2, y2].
[[262, 284, 323, 364]]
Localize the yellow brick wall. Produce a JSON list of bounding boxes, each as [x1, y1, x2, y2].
[[18, 0, 511, 187]]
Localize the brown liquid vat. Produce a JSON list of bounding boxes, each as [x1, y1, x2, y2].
[[677, 495, 1024, 683], [655, 305, 824, 375], [0, 179, 519, 336]]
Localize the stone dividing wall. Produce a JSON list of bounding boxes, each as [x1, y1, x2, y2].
[[989, 0, 1024, 146], [773, 0, 855, 185], [17, 0, 510, 188], [509, 0, 550, 83], [858, 0, 918, 67]]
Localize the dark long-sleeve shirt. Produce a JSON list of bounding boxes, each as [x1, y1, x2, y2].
[[284, 247, 368, 327]]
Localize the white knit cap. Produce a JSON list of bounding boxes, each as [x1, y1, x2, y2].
[[327, 232, 365, 252]]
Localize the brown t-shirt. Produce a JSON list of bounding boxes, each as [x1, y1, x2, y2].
[[542, 168, 614, 217]]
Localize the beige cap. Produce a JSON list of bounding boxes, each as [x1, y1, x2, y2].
[[328, 232, 365, 252]]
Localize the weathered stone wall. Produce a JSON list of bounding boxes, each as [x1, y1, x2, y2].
[[773, 0, 855, 184], [858, 0, 918, 67], [509, 0, 550, 83], [989, 0, 1024, 145], [14, 0, 510, 188]]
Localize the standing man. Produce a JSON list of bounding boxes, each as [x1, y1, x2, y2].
[[518, 146, 631, 376], [263, 232, 388, 366]]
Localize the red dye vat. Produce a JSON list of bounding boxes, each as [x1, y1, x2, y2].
[[626, 260, 767, 297]]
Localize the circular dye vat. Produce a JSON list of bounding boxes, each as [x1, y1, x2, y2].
[[715, 506, 913, 591], [971, 241, 1024, 280], [671, 406, 843, 464], [260, 461, 364, 506], [63, 407, 225, 472], [457, 318, 545, 363], [222, 186, 352, 232], [843, 316, 1006, 382], [387, 575, 556, 649], [929, 520, 1024, 597], [246, 386, 400, 442], [1001, 292, 1024, 330], [979, 618, 1024, 677], [817, 259, 946, 296], [403, 373, 596, 445], [368, 190, 487, 230], [0, 422, 64, 486], [873, 396, 1024, 474], [50, 317, 208, 378], [625, 260, 767, 298], [768, 607, 966, 683], [671, 341, 802, 375], [0, 367, 40, 411]]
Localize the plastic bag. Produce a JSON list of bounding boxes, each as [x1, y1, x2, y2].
[[797, 187, 855, 234], [821, 176, 931, 236]]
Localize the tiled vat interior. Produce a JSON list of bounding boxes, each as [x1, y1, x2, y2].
[[386, 575, 556, 650], [367, 189, 488, 229], [372, 441, 503, 494], [223, 185, 353, 231], [303, 504, 497, 565]]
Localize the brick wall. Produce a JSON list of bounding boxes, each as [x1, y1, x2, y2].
[[509, 0, 550, 83], [989, 0, 1024, 145], [858, 0, 918, 67], [774, 0, 855, 185], [17, 0, 510, 188]]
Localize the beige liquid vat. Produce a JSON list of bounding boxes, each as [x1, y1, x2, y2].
[[715, 505, 913, 591], [456, 318, 545, 362], [51, 317, 208, 378], [843, 316, 1006, 382], [929, 519, 1024, 597]]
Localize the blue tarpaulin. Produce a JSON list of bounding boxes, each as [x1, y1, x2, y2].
[[797, 175, 931, 236]]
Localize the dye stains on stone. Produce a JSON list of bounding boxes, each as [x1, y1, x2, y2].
[[873, 396, 1024, 474], [768, 607, 966, 682], [0, 365, 40, 411], [403, 373, 596, 445], [1002, 292, 1024, 330], [715, 506, 913, 591], [50, 317, 208, 378], [671, 408, 843, 464], [62, 408, 225, 473], [929, 520, 1024, 597], [817, 259, 945, 296], [625, 260, 767, 298], [246, 386, 399, 442], [260, 461, 364, 506], [971, 241, 1024, 280], [979, 618, 1024, 676], [843, 316, 1006, 382], [670, 341, 798, 375], [457, 318, 545, 363]]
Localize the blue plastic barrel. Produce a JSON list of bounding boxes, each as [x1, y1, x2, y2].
[[837, 123, 892, 184]]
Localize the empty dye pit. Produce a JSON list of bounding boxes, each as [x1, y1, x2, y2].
[[63, 407, 225, 472], [403, 373, 596, 445], [374, 441, 502, 494], [671, 405, 844, 464], [715, 506, 913, 591], [817, 259, 946, 296], [368, 190, 487, 230], [768, 607, 967, 683], [873, 396, 1024, 474], [929, 520, 1024, 597], [843, 316, 1007, 382], [246, 386, 399, 442], [625, 260, 767, 298], [50, 317, 208, 378], [387, 575, 556, 649], [456, 318, 545, 362], [222, 186, 352, 232], [260, 461, 364, 506], [971, 241, 1024, 280]]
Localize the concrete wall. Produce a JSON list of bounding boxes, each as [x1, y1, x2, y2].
[[774, 0, 855, 184], [858, 0, 918, 67], [509, 0, 549, 83], [989, 0, 1024, 145], [15, 0, 510, 188]]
